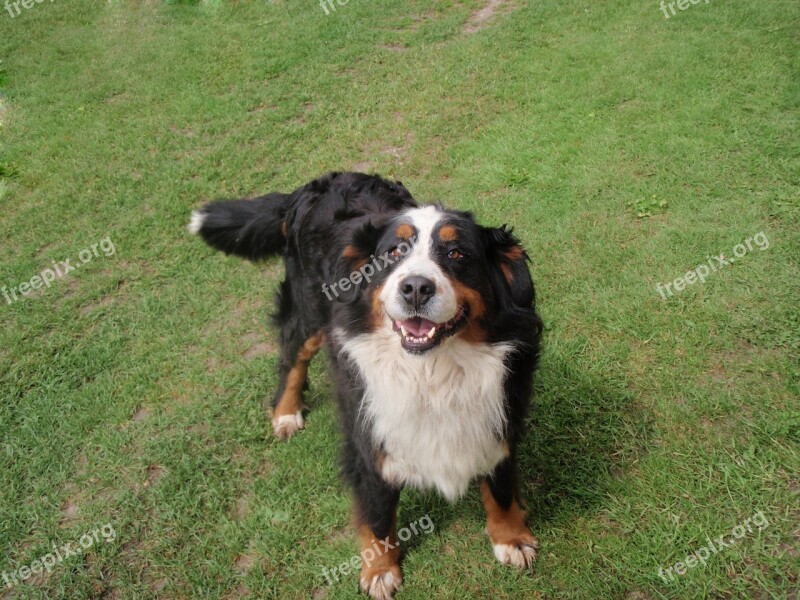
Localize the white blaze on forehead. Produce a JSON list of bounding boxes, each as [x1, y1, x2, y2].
[[380, 205, 458, 323], [405, 205, 443, 262]]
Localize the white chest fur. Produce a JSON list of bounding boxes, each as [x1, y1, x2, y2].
[[336, 325, 513, 501]]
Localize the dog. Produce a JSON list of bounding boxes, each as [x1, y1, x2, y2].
[[189, 172, 543, 599]]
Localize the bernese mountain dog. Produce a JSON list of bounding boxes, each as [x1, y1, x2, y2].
[[189, 172, 543, 599]]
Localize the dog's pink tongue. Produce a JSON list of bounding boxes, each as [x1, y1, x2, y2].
[[402, 317, 436, 336]]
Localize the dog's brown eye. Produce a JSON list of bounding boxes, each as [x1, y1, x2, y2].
[[448, 249, 465, 260], [389, 246, 402, 257]]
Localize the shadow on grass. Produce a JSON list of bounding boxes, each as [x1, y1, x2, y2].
[[520, 355, 652, 525], [396, 347, 652, 551]]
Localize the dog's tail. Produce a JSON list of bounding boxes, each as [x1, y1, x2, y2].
[[188, 193, 291, 261]]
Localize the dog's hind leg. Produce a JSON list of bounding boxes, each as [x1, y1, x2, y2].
[[270, 330, 325, 439]]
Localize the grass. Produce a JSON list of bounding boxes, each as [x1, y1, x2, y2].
[[0, 0, 797, 598]]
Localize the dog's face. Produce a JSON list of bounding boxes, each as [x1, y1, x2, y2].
[[338, 206, 533, 354]]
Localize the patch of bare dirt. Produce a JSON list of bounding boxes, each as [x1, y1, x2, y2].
[[169, 125, 196, 138], [464, 0, 517, 34], [58, 451, 114, 530], [60, 499, 79, 525], [248, 102, 277, 113], [143, 465, 166, 488], [132, 407, 151, 422], [243, 343, 274, 360], [233, 552, 257, 573], [105, 91, 130, 105], [617, 98, 643, 110], [351, 161, 375, 172], [75, 452, 89, 477], [81, 295, 115, 315], [222, 583, 251, 599], [169, 389, 195, 408], [292, 102, 316, 125], [709, 363, 729, 384], [187, 422, 209, 436], [379, 132, 414, 162], [233, 496, 250, 520], [35, 242, 57, 258], [206, 356, 231, 373], [325, 526, 351, 544], [257, 457, 275, 478], [52, 278, 85, 308], [352, 134, 415, 172], [241, 332, 276, 360]]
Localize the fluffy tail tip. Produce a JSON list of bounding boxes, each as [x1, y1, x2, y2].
[[188, 210, 206, 235]]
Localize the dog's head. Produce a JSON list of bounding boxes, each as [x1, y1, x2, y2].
[[336, 205, 536, 353]]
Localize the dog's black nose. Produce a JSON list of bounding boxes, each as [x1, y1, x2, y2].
[[400, 276, 436, 308]]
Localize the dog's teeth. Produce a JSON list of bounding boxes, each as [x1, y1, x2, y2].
[[400, 325, 407, 337], [428, 327, 436, 339]]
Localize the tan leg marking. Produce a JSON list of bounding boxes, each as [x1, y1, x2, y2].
[[480, 480, 539, 570], [357, 518, 402, 600], [271, 332, 325, 439]]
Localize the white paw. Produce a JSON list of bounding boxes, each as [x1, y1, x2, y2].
[[360, 568, 402, 600], [493, 540, 538, 570], [272, 412, 304, 439]]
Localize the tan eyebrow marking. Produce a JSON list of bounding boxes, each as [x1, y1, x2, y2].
[[395, 223, 415, 239], [438, 225, 458, 242], [342, 245, 368, 269], [503, 246, 524, 261]]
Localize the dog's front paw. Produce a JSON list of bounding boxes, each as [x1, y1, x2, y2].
[[271, 411, 304, 439], [492, 535, 539, 570], [359, 565, 402, 600]]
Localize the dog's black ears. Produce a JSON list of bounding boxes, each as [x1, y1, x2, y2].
[[483, 225, 534, 308], [333, 220, 387, 303]]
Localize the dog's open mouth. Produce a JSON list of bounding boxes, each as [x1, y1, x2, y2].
[[392, 307, 468, 353]]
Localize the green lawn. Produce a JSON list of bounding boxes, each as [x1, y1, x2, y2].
[[0, 0, 797, 598]]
